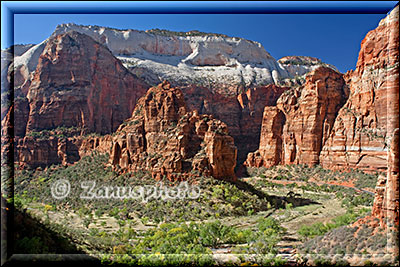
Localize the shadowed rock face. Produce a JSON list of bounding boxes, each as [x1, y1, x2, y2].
[[320, 6, 399, 172], [245, 66, 347, 167], [109, 81, 237, 181], [25, 31, 149, 135], [16, 134, 113, 169], [180, 84, 287, 164]]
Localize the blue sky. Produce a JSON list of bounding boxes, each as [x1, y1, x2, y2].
[[11, 12, 390, 73]]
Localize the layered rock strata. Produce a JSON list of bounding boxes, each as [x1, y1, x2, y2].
[[278, 55, 339, 77], [320, 5, 399, 172], [11, 23, 337, 98], [246, 66, 347, 167], [181, 84, 287, 163], [16, 134, 113, 169], [24, 31, 149, 135], [109, 81, 237, 181]]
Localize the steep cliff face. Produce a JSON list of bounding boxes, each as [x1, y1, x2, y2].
[[371, 129, 399, 226], [110, 81, 237, 181], [17, 136, 79, 168], [25, 31, 149, 135], [181, 84, 287, 164], [245, 106, 285, 168], [320, 6, 399, 172], [16, 134, 113, 169], [246, 66, 347, 167], [369, 6, 399, 228]]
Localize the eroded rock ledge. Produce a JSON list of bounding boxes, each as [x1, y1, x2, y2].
[[109, 81, 237, 181]]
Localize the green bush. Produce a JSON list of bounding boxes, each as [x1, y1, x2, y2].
[[298, 208, 369, 239]]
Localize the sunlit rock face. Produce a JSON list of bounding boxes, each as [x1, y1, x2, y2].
[[7, 31, 149, 169], [109, 81, 237, 181], [320, 5, 399, 172], [12, 23, 333, 98], [24, 31, 149, 135], [245, 66, 347, 167], [246, 6, 399, 174], [51, 23, 291, 93]]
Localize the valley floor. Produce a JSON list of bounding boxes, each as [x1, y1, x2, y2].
[[11, 154, 397, 266]]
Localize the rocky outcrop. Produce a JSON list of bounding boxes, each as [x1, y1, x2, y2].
[[278, 56, 339, 77], [52, 23, 291, 92], [385, 128, 399, 226], [370, 5, 399, 226], [8, 30, 287, 170], [246, 66, 347, 167], [181, 84, 287, 164], [78, 135, 113, 158], [17, 136, 79, 168], [236, 85, 288, 162], [25, 31, 149, 135], [319, 5, 399, 172], [1, 104, 14, 169], [245, 106, 285, 167], [246, 6, 399, 173], [109, 81, 237, 181], [1, 44, 35, 101], [16, 133, 113, 169]]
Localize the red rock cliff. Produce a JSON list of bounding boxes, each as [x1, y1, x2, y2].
[[246, 66, 347, 167], [110, 81, 237, 181], [320, 6, 399, 172], [180, 84, 287, 164], [25, 31, 149, 135]]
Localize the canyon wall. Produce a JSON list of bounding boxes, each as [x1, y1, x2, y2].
[[245, 66, 347, 167], [247, 6, 399, 174], [25, 31, 149, 135], [109, 81, 237, 181], [320, 6, 399, 172], [4, 6, 398, 188], [370, 6, 399, 227], [181, 84, 287, 164]]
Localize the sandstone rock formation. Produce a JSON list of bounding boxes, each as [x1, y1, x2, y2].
[[246, 6, 399, 174], [24, 31, 149, 135], [246, 66, 347, 167], [369, 6, 400, 227], [1, 44, 35, 102], [371, 129, 399, 226], [51, 24, 291, 92], [17, 136, 79, 168], [181, 84, 287, 164], [16, 133, 113, 169], [278, 55, 339, 78], [6, 31, 149, 169], [245, 106, 285, 168], [10, 23, 339, 98], [109, 81, 237, 181], [319, 5, 399, 172]]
